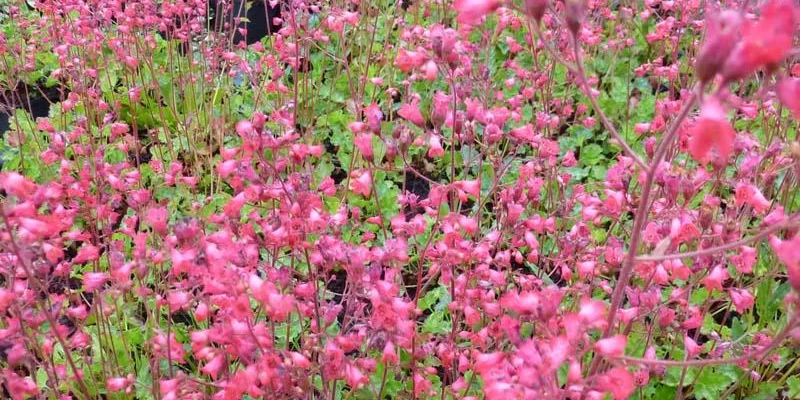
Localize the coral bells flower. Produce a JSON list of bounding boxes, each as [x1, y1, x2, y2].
[[720, 0, 797, 81], [735, 183, 771, 213], [349, 169, 372, 197], [688, 99, 736, 165], [771, 234, 800, 292], [597, 367, 636, 400], [694, 10, 742, 83], [454, 0, 502, 24], [354, 132, 374, 161], [701, 265, 729, 292], [730, 288, 755, 312], [395, 48, 427, 73], [398, 102, 426, 128], [107, 375, 134, 393], [777, 77, 800, 119], [684, 335, 704, 358], [83, 272, 108, 292], [594, 335, 627, 357]]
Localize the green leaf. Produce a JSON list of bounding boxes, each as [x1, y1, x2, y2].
[[693, 368, 736, 400], [580, 144, 604, 166], [419, 285, 446, 310], [787, 375, 800, 399], [742, 381, 781, 400], [651, 384, 677, 400], [664, 366, 696, 387], [422, 311, 451, 334]]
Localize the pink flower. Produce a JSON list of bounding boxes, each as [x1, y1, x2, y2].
[[345, 364, 368, 389], [146, 207, 169, 235], [500, 290, 543, 315], [594, 335, 627, 357], [395, 48, 426, 73], [19, 217, 56, 239], [428, 135, 445, 158], [413, 372, 432, 396], [83, 272, 108, 292], [355, 132, 374, 161], [235, 120, 254, 137], [0, 172, 37, 199], [735, 183, 771, 213], [398, 103, 426, 128], [349, 169, 372, 197], [454, 0, 502, 24], [72, 244, 100, 264], [731, 246, 757, 274], [365, 103, 383, 133], [523, 0, 548, 22], [777, 77, 800, 119], [110, 122, 129, 137], [701, 265, 729, 292], [249, 274, 296, 322], [597, 367, 636, 400], [684, 335, 704, 358], [454, 179, 481, 198], [474, 351, 505, 375], [634, 123, 651, 135], [200, 354, 225, 379], [194, 303, 209, 322], [694, 10, 742, 83], [382, 341, 398, 365], [167, 291, 191, 313], [5, 372, 39, 399], [720, 0, 797, 81], [579, 299, 607, 326], [289, 352, 311, 368], [771, 234, 800, 292], [107, 376, 132, 392], [730, 288, 755, 312], [423, 60, 438, 81], [689, 98, 736, 165], [349, 121, 366, 134]]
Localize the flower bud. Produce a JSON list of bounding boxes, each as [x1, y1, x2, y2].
[[565, 0, 586, 35], [694, 10, 742, 83], [524, 0, 548, 22]]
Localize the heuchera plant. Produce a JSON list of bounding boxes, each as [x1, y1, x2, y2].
[[0, 0, 799, 399]]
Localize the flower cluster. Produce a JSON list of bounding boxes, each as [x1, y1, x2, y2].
[[0, 0, 798, 399]]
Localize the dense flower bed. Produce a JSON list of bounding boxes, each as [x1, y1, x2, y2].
[[0, 0, 799, 399]]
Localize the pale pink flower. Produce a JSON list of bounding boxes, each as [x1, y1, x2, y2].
[[83, 272, 108, 292], [454, 0, 502, 24], [594, 335, 627, 357], [349, 169, 372, 197]]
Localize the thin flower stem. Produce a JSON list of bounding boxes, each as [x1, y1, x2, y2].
[[589, 82, 702, 376], [636, 215, 800, 262], [611, 314, 799, 368]]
